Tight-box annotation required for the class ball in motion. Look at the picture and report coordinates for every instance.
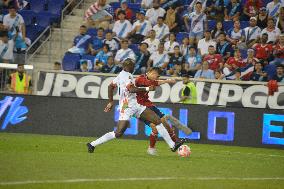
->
[177,145,191,157]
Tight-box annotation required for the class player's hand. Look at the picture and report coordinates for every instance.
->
[149,86,156,91]
[167,79,176,84]
[104,101,114,112]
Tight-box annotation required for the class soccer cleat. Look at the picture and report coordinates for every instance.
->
[147,147,157,156]
[86,143,95,153]
[171,138,186,152]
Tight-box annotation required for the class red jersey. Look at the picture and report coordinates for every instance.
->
[135,75,159,107]
[203,54,223,71]
[253,43,273,60]
[226,57,246,71]
[273,44,284,58]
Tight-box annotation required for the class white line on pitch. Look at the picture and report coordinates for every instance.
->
[1,177,284,185]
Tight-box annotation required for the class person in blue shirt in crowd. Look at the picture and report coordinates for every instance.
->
[68,25,92,55]
[184,46,202,77]
[250,61,268,81]
[194,60,215,79]
[101,56,122,74]
[91,27,105,55]
[224,0,242,21]
[94,44,113,67]
[133,42,150,75]
[272,64,284,82]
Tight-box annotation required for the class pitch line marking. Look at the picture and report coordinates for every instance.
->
[1,177,284,185]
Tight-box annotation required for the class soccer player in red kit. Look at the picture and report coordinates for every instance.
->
[135,67,178,155]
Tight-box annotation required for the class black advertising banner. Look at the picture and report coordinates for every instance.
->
[0,93,284,149]
[37,71,284,109]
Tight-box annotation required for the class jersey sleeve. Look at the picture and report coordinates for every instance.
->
[135,76,159,87]
[111,75,119,87]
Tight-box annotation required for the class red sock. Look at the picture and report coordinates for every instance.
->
[169,130,177,142]
[149,132,158,148]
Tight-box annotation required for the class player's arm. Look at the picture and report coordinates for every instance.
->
[104,83,117,112]
[157,79,176,85]
[127,83,155,93]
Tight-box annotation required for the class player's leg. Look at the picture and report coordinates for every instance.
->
[164,115,193,135]
[139,108,177,150]
[148,123,158,155]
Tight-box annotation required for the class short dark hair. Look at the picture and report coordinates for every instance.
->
[196,2,202,6]
[148,67,162,75]
[54,61,61,65]
[140,42,149,48]
[218,32,226,36]
[121,39,128,43]
[103,44,110,51]
[157,16,164,20]
[97,27,104,31]
[80,25,87,28]
[117,10,126,16]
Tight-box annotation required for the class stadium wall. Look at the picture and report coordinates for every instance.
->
[0,93,283,149]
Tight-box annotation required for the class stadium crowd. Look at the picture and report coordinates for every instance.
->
[67,0,284,82]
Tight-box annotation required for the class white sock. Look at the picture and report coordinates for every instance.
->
[156,124,175,149]
[90,131,116,147]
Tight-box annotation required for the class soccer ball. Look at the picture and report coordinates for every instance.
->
[177,145,191,157]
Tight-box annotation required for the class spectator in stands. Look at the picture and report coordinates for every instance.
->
[164,32,179,55]
[114,39,136,65]
[103,31,119,53]
[271,33,284,65]
[3,4,27,62]
[141,0,154,9]
[146,0,166,26]
[204,45,223,71]
[7,63,31,94]
[276,7,284,32]
[253,33,273,61]
[194,61,215,79]
[147,43,169,73]
[133,42,150,75]
[143,29,160,54]
[128,10,152,44]
[272,64,284,82]
[0,30,14,63]
[91,27,104,55]
[101,56,121,74]
[112,10,132,40]
[68,25,92,55]
[180,37,190,56]
[85,0,113,30]
[198,30,216,56]
[257,7,269,29]
[94,44,112,68]
[184,2,207,45]
[188,0,207,13]
[226,20,242,47]
[217,32,233,60]
[80,60,90,72]
[153,16,169,41]
[211,21,225,40]
[184,46,202,77]
[224,0,242,21]
[266,0,284,19]
[242,0,262,21]
[239,17,261,49]
[167,45,184,76]
[244,48,259,65]
[261,18,281,44]
[224,49,245,76]
[205,0,224,21]
[233,68,242,80]
[115,0,133,21]
[214,70,225,80]
[165,5,179,33]
[53,62,62,71]
[250,61,267,81]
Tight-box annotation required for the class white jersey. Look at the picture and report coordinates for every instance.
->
[115,48,136,63]
[150,51,169,67]
[185,11,206,33]
[3,13,24,33]
[112,20,132,38]
[112,70,146,120]
[143,38,160,54]
[0,39,14,60]
[145,7,166,26]
[132,20,152,36]
[261,27,281,43]
[266,1,284,17]
[153,23,169,40]
[164,41,179,53]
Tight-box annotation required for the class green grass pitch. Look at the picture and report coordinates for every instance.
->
[0,133,284,189]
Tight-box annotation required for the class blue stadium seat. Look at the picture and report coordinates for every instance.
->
[208,20,217,31]
[240,21,249,29]
[87,28,97,37]
[26,25,40,42]
[129,44,139,54]
[81,54,96,62]
[48,0,65,7]
[19,10,35,26]
[128,3,141,12]
[29,0,45,13]
[62,53,81,71]
[48,1,63,23]
[240,49,248,59]
[35,12,52,29]
[176,32,189,44]
[223,21,234,32]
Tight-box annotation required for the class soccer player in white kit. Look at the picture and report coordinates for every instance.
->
[87,59,185,153]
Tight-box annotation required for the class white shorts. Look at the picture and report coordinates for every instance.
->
[119,103,146,121]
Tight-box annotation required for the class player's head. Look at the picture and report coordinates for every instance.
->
[146,67,162,80]
[123,58,135,73]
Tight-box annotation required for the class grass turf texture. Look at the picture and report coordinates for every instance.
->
[0,133,284,189]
